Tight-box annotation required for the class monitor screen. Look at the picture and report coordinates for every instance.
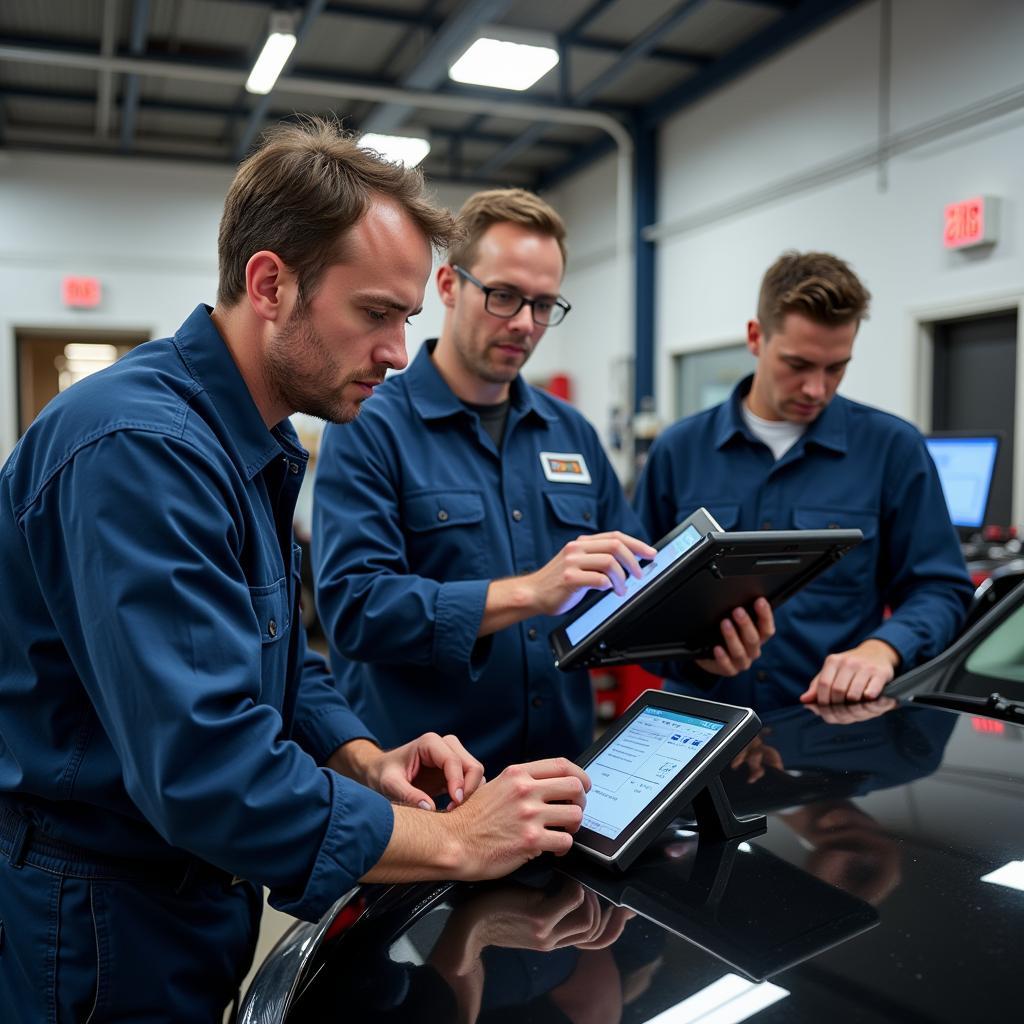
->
[581,707,725,840]
[564,525,703,646]
[925,435,999,529]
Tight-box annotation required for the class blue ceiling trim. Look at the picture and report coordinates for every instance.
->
[640,0,868,127]
[118,0,150,150]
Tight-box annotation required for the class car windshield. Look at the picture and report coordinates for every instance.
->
[964,601,1024,687]
[937,598,1024,704]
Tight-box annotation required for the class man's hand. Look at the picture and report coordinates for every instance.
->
[799,639,900,704]
[481,532,657,635]
[329,734,484,811]
[695,598,775,676]
[361,758,591,885]
[448,758,591,878]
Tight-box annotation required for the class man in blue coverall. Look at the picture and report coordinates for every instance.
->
[0,121,591,1023]
[313,189,772,774]
[635,251,972,709]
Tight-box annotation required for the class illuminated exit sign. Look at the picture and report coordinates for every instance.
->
[62,276,102,308]
[943,196,999,250]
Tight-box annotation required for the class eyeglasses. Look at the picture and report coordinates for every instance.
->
[452,265,571,327]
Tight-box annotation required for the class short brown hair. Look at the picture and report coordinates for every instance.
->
[448,188,567,270]
[757,251,871,337]
[217,115,457,307]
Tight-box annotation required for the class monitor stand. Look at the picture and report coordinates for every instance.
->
[691,776,767,844]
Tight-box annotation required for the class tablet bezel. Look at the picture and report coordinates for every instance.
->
[550,520,862,671]
[550,506,720,666]
[572,690,760,870]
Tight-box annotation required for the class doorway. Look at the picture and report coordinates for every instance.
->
[16,326,151,436]
[929,310,1017,526]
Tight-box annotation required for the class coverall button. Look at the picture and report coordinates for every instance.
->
[531,696,543,708]
[268,619,278,638]
[512,509,523,521]
[528,627,538,640]
[437,509,449,522]
[583,511,592,522]
[761,520,772,529]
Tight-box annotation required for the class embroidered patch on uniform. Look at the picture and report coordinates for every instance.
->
[539,451,592,484]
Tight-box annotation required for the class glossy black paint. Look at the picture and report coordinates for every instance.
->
[243,587,1024,1023]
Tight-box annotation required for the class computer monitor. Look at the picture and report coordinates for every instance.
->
[925,433,1000,531]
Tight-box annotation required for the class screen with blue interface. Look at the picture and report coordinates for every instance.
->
[582,708,725,840]
[925,436,999,529]
[564,525,703,646]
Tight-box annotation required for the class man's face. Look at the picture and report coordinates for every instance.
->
[746,312,857,423]
[265,198,432,423]
[442,221,564,386]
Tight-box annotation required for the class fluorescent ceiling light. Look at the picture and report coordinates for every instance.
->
[981,860,1024,893]
[358,133,431,168]
[646,973,789,1024]
[246,13,297,95]
[449,36,558,91]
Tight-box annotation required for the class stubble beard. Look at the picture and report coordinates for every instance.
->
[265,309,383,425]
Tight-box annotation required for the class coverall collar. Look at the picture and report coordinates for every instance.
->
[173,304,305,480]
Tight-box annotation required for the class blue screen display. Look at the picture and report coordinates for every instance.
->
[564,525,703,646]
[925,436,998,529]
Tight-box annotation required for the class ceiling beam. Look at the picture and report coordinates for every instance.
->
[96,0,119,138]
[475,0,711,177]
[120,0,151,149]
[233,0,329,160]
[572,35,713,67]
[640,0,867,127]
[359,0,514,136]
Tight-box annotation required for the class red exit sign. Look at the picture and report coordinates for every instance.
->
[62,276,102,308]
[944,196,999,250]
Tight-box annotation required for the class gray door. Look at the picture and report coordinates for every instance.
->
[931,311,1017,525]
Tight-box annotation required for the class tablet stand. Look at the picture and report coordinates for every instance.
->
[691,776,767,843]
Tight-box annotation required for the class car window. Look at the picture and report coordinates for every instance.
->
[962,602,1024,689]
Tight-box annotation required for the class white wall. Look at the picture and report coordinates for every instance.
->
[654,0,1024,425]
[542,0,1024,501]
[0,154,472,459]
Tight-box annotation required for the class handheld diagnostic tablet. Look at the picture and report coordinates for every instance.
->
[572,690,764,872]
[550,508,862,671]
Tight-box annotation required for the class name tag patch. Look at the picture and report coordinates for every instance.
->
[539,451,591,484]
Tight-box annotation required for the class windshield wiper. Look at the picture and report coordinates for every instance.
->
[912,691,1024,724]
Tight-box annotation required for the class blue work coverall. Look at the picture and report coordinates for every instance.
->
[312,340,643,774]
[0,305,393,1022]
[634,377,973,709]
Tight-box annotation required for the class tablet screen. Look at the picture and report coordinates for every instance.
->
[564,524,703,646]
[582,707,725,840]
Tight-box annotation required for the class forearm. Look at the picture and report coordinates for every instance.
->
[479,576,541,637]
[326,738,381,786]
[360,804,464,883]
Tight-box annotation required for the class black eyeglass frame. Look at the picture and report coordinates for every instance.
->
[451,264,571,327]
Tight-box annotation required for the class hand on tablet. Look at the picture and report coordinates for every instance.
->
[447,758,592,879]
[530,531,659,616]
[799,639,900,704]
[695,597,775,676]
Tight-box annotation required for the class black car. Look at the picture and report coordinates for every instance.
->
[240,583,1024,1023]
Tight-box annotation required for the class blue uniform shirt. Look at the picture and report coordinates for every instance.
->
[0,304,393,921]
[634,377,972,709]
[312,340,643,773]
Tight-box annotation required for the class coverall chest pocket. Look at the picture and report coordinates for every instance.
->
[793,507,879,593]
[403,489,487,579]
[249,577,290,699]
[544,491,599,553]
